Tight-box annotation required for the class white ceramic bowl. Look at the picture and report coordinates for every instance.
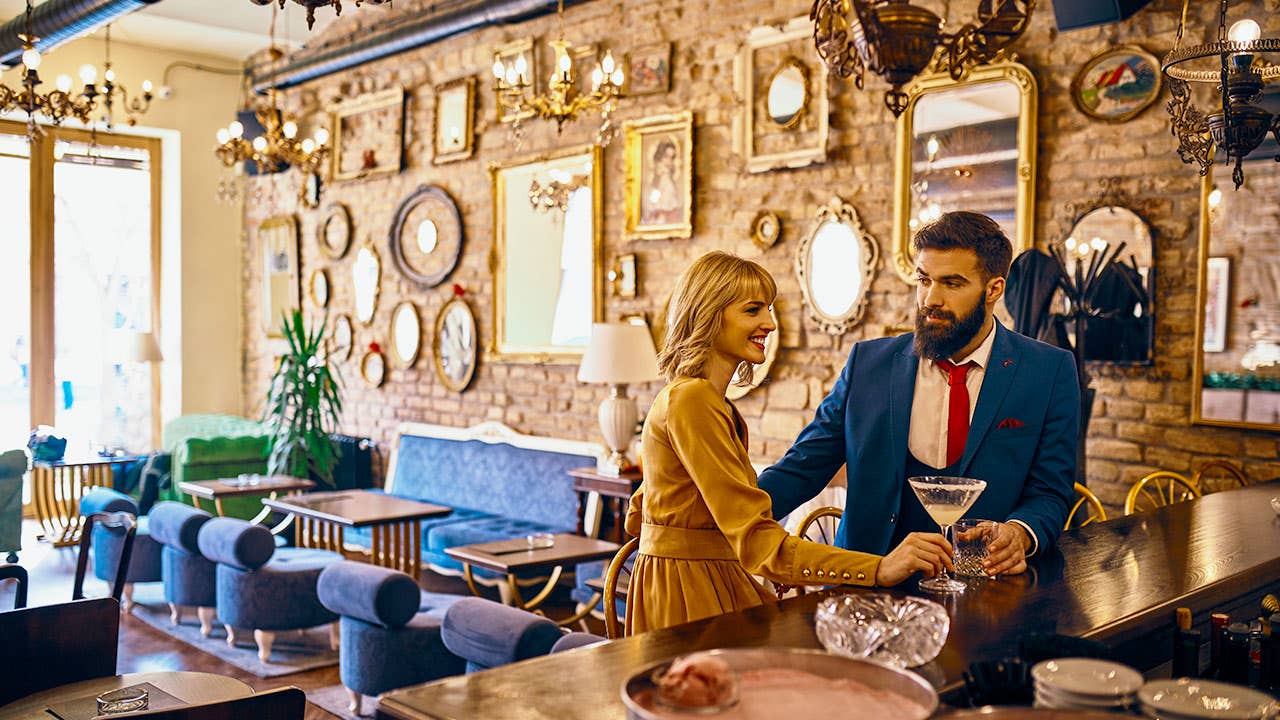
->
[1139,678,1280,720]
[1031,658,1144,698]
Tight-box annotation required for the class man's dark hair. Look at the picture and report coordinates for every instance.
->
[912,211,1013,280]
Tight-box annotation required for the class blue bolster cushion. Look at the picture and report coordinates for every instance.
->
[148,502,212,554]
[80,487,139,516]
[195,517,275,570]
[317,561,421,630]
[441,597,563,669]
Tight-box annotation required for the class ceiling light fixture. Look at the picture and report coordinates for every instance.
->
[0,0,99,138]
[810,0,1035,116]
[1162,0,1280,190]
[248,0,391,30]
[89,25,155,130]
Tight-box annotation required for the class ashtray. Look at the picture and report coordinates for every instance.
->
[815,593,950,668]
[1271,496,1280,516]
[526,532,555,549]
[97,687,149,714]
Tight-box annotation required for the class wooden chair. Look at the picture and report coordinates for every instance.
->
[1192,460,1249,494]
[791,507,843,597]
[0,596,120,706]
[602,537,639,640]
[1065,483,1107,529]
[1124,471,1201,516]
[0,562,28,609]
[113,686,305,719]
[73,511,137,603]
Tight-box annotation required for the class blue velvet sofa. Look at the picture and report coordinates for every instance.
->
[352,422,605,596]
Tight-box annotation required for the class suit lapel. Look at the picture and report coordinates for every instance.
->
[890,342,919,485]
[959,322,1021,474]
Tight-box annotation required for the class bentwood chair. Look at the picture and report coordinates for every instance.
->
[1191,460,1249,494]
[74,511,138,604]
[109,686,306,719]
[0,596,120,706]
[1065,484,1107,529]
[603,537,639,639]
[791,506,844,597]
[1124,471,1201,516]
[0,562,28,609]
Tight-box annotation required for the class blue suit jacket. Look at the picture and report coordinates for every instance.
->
[758,322,1079,556]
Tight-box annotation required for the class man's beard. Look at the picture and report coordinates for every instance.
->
[914,297,987,360]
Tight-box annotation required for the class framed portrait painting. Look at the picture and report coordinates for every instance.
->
[259,216,299,338]
[1204,256,1230,353]
[624,111,693,240]
[433,76,475,165]
[625,42,671,96]
[1071,45,1162,123]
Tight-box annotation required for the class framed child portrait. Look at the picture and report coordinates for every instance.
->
[433,76,476,165]
[623,111,693,240]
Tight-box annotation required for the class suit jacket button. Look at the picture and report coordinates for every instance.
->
[815,570,825,578]
[856,571,866,581]
[802,569,811,578]
[889,514,897,523]
[841,572,851,580]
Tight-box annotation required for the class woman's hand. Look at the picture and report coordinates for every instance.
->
[875,532,954,586]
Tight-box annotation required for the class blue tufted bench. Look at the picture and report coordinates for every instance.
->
[347,422,605,599]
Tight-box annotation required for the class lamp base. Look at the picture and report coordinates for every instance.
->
[596,384,638,478]
[597,450,633,478]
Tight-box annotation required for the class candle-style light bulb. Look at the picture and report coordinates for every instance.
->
[56,74,73,92]
[216,128,230,145]
[79,64,98,84]
[228,120,244,139]
[283,121,298,139]
[514,53,528,83]
[505,66,517,85]
[610,68,624,87]
[591,67,603,91]
[21,47,41,70]
[1229,18,1261,43]
[314,127,329,146]
[142,79,154,94]
[492,55,505,80]
[301,138,315,154]
[104,68,116,83]
[601,51,615,75]
[926,135,940,159]
[252,136,267,152]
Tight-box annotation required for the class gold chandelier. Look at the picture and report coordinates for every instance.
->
[248,0,390,30]
[0,0,99,137]
[93,26,155,130]
[214,89,329,175]
[810,0,1035,115]
[1162,0,1280,190]
[492,0,624,139]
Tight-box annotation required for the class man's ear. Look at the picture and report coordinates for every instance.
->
[986,276,1006,306]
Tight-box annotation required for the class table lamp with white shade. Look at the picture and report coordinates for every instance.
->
[577,323,660,477]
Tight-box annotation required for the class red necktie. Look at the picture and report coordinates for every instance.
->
[935,359,976,466]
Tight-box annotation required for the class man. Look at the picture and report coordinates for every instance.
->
[759,212,1078,576]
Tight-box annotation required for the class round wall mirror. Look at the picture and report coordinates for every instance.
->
[434,297,477,393]
[332,314,354,362]
[390,185,464,288]
[726,305,781,400]
[353,243,381,326]
[319,203,352,260]
[766,58,808,129]
[391,301,422,367]
[796,197,879,334]
[309,268,330,308]
[361,349,386,387]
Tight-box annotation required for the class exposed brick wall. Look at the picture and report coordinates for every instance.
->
[241,0,1280,515]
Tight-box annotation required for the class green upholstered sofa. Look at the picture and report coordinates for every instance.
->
[161,414,271,518]
[0,449,26,560]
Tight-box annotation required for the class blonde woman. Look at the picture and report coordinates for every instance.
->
[624,251,955,633]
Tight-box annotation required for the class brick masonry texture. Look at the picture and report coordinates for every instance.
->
[241,0,1280,516]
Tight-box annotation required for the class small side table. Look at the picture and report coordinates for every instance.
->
[178,475,315,533]
[31,455,142,547]
[569,467,642,542]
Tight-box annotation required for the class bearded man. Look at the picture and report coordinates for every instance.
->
[759,211,1079,577]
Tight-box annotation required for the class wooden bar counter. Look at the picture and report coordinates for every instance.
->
[378,483,1280,720]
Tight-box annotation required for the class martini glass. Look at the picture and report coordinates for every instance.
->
[907,475,987,594]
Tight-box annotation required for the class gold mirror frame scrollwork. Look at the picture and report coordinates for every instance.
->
[891,60,1038,283]
[795,197,880,335]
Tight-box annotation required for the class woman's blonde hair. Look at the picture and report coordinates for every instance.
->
[658,251,777,384]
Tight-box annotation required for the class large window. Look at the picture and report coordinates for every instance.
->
[2,121,161,458]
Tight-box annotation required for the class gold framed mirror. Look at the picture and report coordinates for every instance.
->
[331,314,354,362]
[891,60,1038,282]
[391,301,421,368]
[765,57,808,129]
[796,197,879,335]
[352,241,381,326]
[309,268,330,309]
[489,144,603,362]
[1193,144,1280,430]
[435,297,478,393]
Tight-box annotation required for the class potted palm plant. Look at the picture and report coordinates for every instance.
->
[263,310,343,489]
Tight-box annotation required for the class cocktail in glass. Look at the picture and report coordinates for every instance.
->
[907,475,987,593]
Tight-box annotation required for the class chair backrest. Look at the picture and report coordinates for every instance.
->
[603,536,639,640]
[0,597,120,706]
[74,511,137,601]
[1124,471,1201,516]
[114,686,305,719]
[1065,483,1107,529]
[1192,460,1249,494]
[0,562,27,609]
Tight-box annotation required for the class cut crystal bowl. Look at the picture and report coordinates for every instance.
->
[815,593,950,668]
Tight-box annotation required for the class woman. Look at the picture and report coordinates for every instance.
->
[624,251,953,634]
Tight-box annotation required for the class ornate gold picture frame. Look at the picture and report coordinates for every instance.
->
[623,111,693,241]
[330,88,405,182]
[734,16,828,173]
[433,76,476,165]
[259,215,300,338]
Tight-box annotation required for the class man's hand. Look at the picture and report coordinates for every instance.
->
[983,522,1031,576]
[876,532,954,586]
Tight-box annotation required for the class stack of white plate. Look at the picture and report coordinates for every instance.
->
[1030,658,1144,711]
[1138,678,1280,720]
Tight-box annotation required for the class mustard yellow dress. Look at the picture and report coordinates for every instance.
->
[624,377,882,634]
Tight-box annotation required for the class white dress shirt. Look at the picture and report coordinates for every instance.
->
[906,323,1039,555]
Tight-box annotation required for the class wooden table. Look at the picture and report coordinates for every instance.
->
[262,490,450,577]
[31,455,142,547]
[0,671,252,720]
[569,467,642,542]
[445,533,620,619]
[179,474,315,533]
[379,482,1280,720]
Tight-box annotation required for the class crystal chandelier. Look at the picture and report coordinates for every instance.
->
[0,0,99,137]
[491,0,624,140]
[528,172,587,213]
[248,0,390,30]
[214,88,330,175]
[810,0,1035,115]
[1162,0,1280,190]
[93,25,155,130]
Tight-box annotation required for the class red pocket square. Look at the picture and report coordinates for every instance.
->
[997,417,1026,429]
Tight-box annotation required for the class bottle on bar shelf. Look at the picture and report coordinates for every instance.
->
[1223,622,1252,685]
[1207,612,1230,679]
[1173,607,1200,678]
[1266,613,1279,690]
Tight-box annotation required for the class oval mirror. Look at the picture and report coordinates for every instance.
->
[309,269,330,308]
[766,59,808,129]
[726,304,781,400]
[391,301,421,367]
[796,197,879,335]
[332,314,354,362]
[353,243,381,326]
[434,297,477,393]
